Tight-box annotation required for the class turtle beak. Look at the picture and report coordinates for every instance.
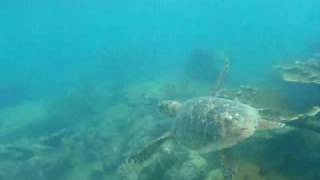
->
[158,100,174,116]
[158,100,180,118]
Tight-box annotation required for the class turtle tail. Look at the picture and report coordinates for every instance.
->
[128,132,173,164]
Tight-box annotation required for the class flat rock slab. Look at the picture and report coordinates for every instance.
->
[276,58,320,85]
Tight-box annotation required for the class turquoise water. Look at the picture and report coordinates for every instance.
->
[1,1,320,179]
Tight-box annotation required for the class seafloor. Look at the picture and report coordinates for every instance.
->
[0,59,320,180]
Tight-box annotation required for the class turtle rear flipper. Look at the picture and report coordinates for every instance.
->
[257,106,320,132]
[283,106,320,133]
[129,132,173,163]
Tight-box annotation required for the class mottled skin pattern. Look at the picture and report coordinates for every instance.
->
[173,96,260,153]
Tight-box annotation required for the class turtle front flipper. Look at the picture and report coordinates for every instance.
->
[128,132,173,163]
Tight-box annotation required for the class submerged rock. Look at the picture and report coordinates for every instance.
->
[39,128,68,148]
[205,169,224,180]
[275,58,320,85]
[165,153,208,180]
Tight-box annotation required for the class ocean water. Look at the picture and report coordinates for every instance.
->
[1,0,320,180]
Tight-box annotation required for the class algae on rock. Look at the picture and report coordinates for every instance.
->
[276,58,320,85]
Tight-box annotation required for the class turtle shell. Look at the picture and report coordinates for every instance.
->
[173,96,260,153]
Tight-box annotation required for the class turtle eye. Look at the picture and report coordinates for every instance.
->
[158,101,170,113]
[158,101,166,108]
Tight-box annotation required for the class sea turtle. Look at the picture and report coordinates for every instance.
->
[127,58,320,179]
[128,96,289,180]
[129,96,286,162]
[158,97,285,154]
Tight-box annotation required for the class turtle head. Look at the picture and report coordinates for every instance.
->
[158,100,182,118]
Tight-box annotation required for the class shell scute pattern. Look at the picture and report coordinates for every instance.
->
[173,97,259,153]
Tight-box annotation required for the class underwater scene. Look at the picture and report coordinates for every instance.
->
[1,0,320,180]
